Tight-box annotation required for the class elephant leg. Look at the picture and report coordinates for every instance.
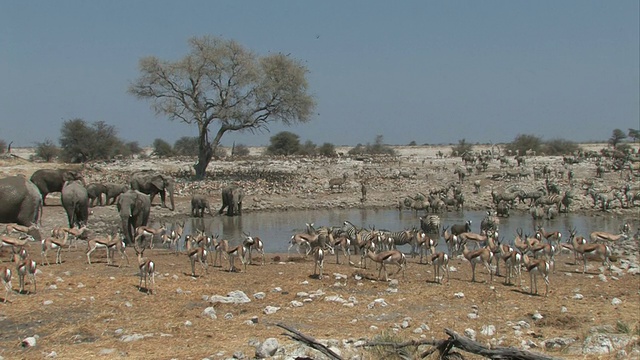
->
[159,191,166,208]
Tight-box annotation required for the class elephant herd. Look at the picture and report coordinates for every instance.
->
[0,168,244,245]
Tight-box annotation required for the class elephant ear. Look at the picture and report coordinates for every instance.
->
[151,176,164,190]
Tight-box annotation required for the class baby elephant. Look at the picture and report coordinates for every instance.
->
[191,195,213,217]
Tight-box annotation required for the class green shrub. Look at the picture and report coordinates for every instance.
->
[266,131,300,155]
[348,135,396,156]
[59,119,125,163]
[173,136,199,156]
[317,142,337,157]
[451,138,473,156]
[505,134,543,156]
[544,138,581,155]
[152,138,174,158]
[35,139,59,162]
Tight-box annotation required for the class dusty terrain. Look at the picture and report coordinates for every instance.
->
[0,144,638,360]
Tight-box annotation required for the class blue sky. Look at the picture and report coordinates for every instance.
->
[1,1,638,147]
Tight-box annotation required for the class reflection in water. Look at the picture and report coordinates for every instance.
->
[168,209,634,254]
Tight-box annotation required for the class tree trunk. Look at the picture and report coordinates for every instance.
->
[194,147,212,180]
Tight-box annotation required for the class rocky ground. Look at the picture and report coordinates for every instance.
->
[0,144,638,359]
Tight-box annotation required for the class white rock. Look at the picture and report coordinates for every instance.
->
[203,307,217,319]
[253,292,266,300]
[449,266,457,272]
[48,284,57,290]
[561,306,568,313]
[124,301,132,308]
[481,325,496,336]
[263,306,280,315]
[271,287,282,292]
[43,300,53,305]
[255,338,279,359]
[325,295,346,303]
[296,292,309,298]
[611,298,622,306]
[468,313,479,320]
[573,293,584,300]
[77,282,85,288]
[598,274,607,282]
[120,334,144,342]
[184,320,192,326]
[532,311,543,321]
[290,300,304,307]
[21,336,37,348]
[464,328,476,341]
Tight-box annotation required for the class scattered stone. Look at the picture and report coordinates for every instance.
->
[124,301,132,308]
[464,329,476,341]
[367,298,388,309]
[481,325,496,336]
[573,293,584,300]
[255,338,279,358]
[263,306,280,315]
[401,320,410,329]
[598,274,607,282]
[48,284,57,290]
[271,287,282,293]
[290,300,304,307]
[43,300,53,305]
[454,292,464,298]
[120,334,144,342]
[449,266,457,272]
[467,313,478,320]
[203,307,217,319]
[532,311,543,321]
[209,290,251,304]
[77,282,84,288]
[325,295,347,303]
[21,336,37,348]
[253,292,266,300]
[176,288,183,294]
[224,313,233,320]
[611,298,622,306]
[184,320,192,326]
[544,337,576,350]
[45,351,57,358]
[561,306,568,313]
[296,292,309,298]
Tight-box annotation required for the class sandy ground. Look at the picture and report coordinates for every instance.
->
[0,144,638,359]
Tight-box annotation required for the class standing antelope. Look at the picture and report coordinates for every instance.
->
[565,227,587,265]
[535,226,562,245]
[529,242,557,273]
[41,232,71,265]
[430,252,449,284]
[1,266,12,302]
[186,237,208,277]
[462,242,493,283]
[458,230,493,250]
[523,255,550,297]
[332,234,351,265]
[243,235,265,265]
[501,249,523,287]
[13,248,37,294]
[365,249,406,282]
[217,240,247,272]
[86,235,114,265]
[134,245,155,294]
[572,231,612,274]
[133,224,166,249]
[106,234,129,267]
[61,226,89,250]
[213,239,228,267]
[313,246,326,279]
[288,233,314,259]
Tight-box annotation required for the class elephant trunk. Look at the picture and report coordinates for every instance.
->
[121,217,133,245]
[168,184,175,211]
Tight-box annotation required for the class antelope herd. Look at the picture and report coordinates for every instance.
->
[0,211,632,301]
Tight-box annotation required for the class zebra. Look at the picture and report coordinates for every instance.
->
[420,215,441,236]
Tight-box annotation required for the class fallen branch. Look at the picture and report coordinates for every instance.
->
[441,328,560,360]
[275,322,343,360]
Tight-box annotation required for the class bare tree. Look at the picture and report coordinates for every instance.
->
[129,36,316,178]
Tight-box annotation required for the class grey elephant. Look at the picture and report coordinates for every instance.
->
[130,172,175,211]
[86,183,107,207]
[191,194,212,217]
[61,180,90,228]
[0,175,43,227]
[117,190,151,245]
[218,186,244,216]
[104,183,128,205]
[30,168,84,205]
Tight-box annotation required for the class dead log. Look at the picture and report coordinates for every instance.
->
[275,322,343,360]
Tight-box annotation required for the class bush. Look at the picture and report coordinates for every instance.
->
[408,140,417,146]
[266,131,300,155]
[348,135,396,156]
[152,138,174,158]
[451,138,473,156]
[232,143,250,157]
[544,138,581,156]
[59,119,125,163]
[297,140,317,156]
[125,141,143,156]
[505,134,543,156]
[173,136,199,156]
[35,139,59,162]
[317,142,337,157]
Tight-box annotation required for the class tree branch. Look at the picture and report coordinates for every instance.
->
[275,323,343,360]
